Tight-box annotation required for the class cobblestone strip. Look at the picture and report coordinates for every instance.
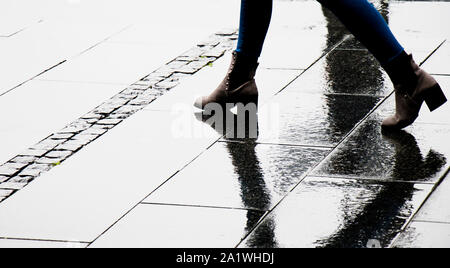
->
[0,29,238,203]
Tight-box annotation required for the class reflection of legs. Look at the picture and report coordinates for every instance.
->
[318,0,446,130]
[318,0,403,65]
[194,0,272,109]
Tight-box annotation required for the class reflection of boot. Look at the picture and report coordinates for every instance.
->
[382,54,447,131]
[194,51,259,109]
[382,129,446,182]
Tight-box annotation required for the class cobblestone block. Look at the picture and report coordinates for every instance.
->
[8,176,34,184]
[55,143,83,152]
[0,182,27,190]
[49,133,75,140]
[36,157,66,165]
[0,165,19,176]
[21,149,49,157]
[0,176,8,183]
[0,189,14,202]
[18,164,52,177]
[45,150,73,159]
[60,120,92,133]
[96,118,122,126]
[154,80,179,90]
[10,156,38,164]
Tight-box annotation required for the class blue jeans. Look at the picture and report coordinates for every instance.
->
[235,0,404,66]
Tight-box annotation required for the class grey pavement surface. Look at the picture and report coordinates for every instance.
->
[0,0,449,248]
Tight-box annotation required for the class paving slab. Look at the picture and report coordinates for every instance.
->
[414,174,450,224]
[90,204,264,248]
[391,221,450,248]
[255,92,381,147]
[145,142,329,210]
[313,95,450,183]
[241,176,432,248]
[0,80,125,165]
[0,109,221,242]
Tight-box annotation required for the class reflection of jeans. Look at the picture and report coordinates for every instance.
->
[236,0,404,66]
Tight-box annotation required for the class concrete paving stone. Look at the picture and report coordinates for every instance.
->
[20,149,48,158]
[0,109,222,242]
[313,95,450,183]
[0,176,8,184]
[285,49,393,96]
[8,176,34,185]
[1,162,28,171]
[0,166,19,177]
[79,127,108,136]
[37,42,177,86]
[0,182,27,191]
[44,150,73,159]
[391,221,450,248]
[36,157,66,165]
[389,2,450,41]
[146,142,329,210]
[10,156,38,165]
[240,176,432,248]
[96,119,122,126]
[422,41,450,75]
[414,174,450,224]
[60,121,92,134]
[32,139,63,151]
[90,204,264,248]
[0,239,88,249]
[0,189,14,202]
[54,143,82,152]
[48,133,75,141]
[18,164,51,177]
[256,92,381,147]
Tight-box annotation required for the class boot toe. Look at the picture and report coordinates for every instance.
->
[194,96,205,109]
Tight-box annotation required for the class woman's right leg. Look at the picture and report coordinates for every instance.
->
[195,0,273,109]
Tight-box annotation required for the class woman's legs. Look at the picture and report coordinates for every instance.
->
[236,0,273,62]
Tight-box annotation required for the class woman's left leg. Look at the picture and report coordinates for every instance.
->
[195,0,272,109]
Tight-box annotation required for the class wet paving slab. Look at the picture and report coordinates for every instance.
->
[284,49,393,96]
[313,120,450,183]
[391,221,450,248]
[240,176,432,248]
[254,92,381,147]
[145,142,329,211]
[312,94,450,183]
[90,204,265,248]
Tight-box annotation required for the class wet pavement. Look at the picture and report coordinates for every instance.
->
[0,0,449,248]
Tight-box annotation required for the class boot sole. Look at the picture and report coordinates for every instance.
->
[424,84,447,112]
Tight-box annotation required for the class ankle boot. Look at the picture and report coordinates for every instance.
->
[194,51,259,109]
[382,53,447,131]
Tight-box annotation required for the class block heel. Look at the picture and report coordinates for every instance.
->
[424,84,447,112]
